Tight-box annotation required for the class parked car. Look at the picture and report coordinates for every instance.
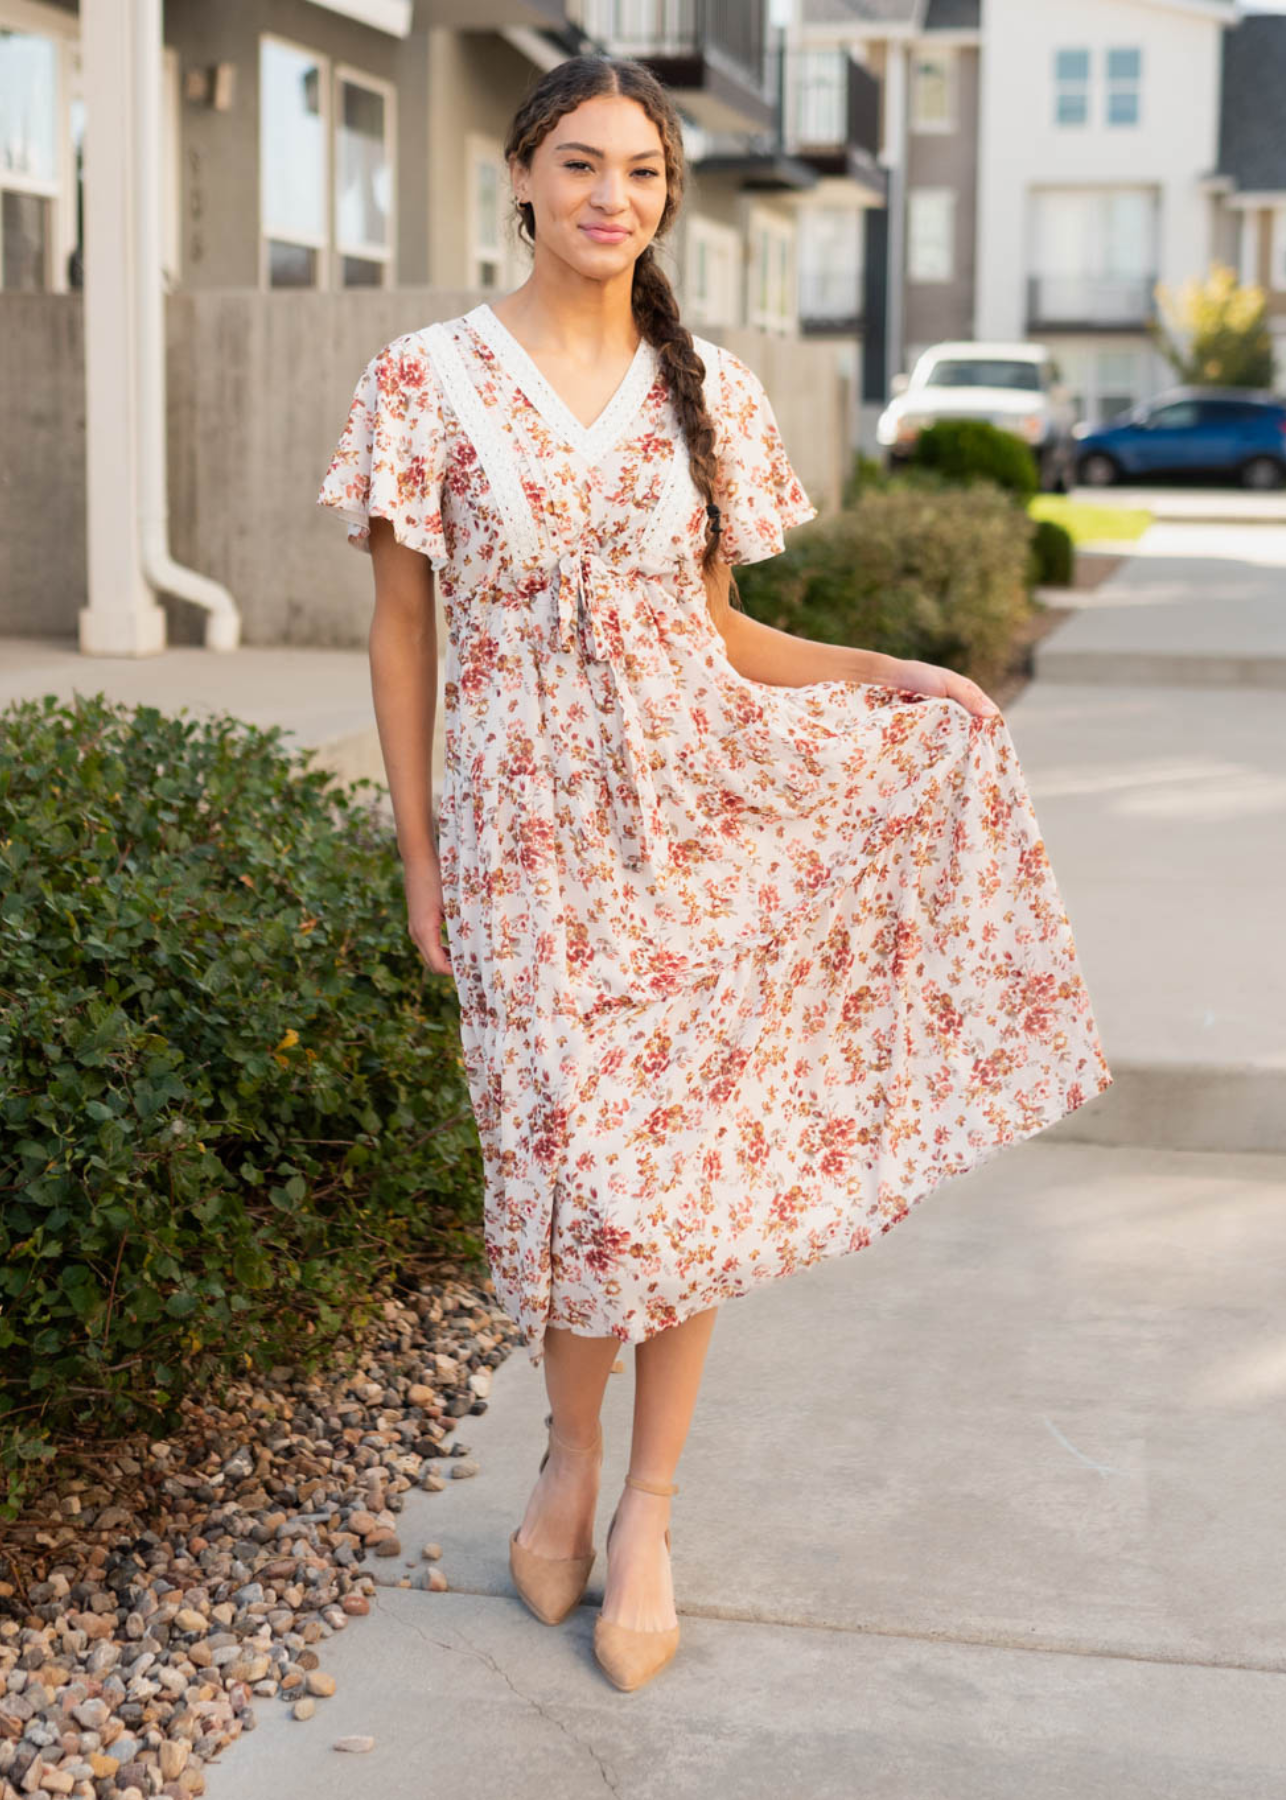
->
[876,341,1077,491]
[1072,387,1286,489]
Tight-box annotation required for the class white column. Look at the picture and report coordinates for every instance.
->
[79,0,165,656]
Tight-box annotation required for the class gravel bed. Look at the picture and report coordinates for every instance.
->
[0,1264,520,1798]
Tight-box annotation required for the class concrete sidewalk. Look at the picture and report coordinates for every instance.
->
[1006,517,1286,1155]
[216,1140,1286,1800]
[1033,523,1286,688]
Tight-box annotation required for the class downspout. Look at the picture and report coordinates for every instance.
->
[135,0,240,650]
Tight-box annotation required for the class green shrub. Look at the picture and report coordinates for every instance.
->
[1029,515,1076,587]
[738,481,1035,691]
[908,418,1040,498]
[842,449,890,508]
[0,694,482,1517]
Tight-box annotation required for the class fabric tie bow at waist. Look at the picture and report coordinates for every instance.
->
[548,544,671,875]
[553,546,621,662]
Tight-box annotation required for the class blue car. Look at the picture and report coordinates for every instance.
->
[1073,387,1286,490]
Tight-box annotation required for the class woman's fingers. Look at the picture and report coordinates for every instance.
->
[946,671,1000,718]
[410,907,453,976]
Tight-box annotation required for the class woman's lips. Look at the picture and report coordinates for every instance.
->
[581,225,630,242]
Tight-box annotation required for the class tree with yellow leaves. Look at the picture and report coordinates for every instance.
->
[1149,262,1276,389]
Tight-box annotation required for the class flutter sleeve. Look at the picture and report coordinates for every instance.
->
[316,333,449,568]
[709,345,817,566]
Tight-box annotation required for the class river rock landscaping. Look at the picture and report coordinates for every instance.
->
[0,1263,520,1799]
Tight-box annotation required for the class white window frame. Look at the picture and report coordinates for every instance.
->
[1053,47,1090,128]
[332,61,395,287]
[258,33,398,291]
[259,32,331,290]
[907,186,954,284]
[909,46,955,134]
[747,207,794,335]
[797,202,864,322]
[685,212,739,328]
[1272,205,1286,294]
[466,131,521,293]
[0,0,79,293]
[1105,46,1141,128]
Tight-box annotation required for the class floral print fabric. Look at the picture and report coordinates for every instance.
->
[318,303,1113,1369]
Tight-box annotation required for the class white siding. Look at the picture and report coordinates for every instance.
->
[976,0,1223,341]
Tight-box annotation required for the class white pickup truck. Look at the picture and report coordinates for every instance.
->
[876,340,1078,491]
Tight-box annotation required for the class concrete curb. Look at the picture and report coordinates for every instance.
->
[1033,647,1286,688]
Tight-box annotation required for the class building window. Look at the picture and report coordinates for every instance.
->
[910,47,954,132]
[748,209,794,334]
[1053,48,1090,126]
[907,188,954,283]
[0,17,76,291]
[334,67,394,286]
[261,37,328,287]
[1055,346,1147,427]
[1105,47,1141,126]
[467,134,522,292]
[1029,187,1157,325]
[686,214,739,327]
[1094,349,1143,423]
[259,34,395,290]
[798,205,863,322]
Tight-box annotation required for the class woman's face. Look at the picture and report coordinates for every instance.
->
[512,95,668,278]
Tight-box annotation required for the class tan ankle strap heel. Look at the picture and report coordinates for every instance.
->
[595,1472,683,1691]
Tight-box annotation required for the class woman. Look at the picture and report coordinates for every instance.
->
[317,55,1112,1693]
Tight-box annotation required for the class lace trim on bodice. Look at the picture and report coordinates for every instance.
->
[420,317,725,573]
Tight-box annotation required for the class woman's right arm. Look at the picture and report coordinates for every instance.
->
[367,517,452,978]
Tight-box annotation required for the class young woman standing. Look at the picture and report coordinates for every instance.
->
[318,54,1112,1693]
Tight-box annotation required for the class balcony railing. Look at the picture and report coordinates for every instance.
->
[781,47,880,163]
[580,0,765,85]
[1026,274,1157,330]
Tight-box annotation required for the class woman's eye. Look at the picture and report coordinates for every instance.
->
[563,161,659,177]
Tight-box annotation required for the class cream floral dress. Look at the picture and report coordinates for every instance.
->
[318,301,1113,1368]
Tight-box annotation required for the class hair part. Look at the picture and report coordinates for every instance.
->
[503,54,741,608]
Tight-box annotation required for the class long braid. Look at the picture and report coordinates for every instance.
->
[503,54,741,606]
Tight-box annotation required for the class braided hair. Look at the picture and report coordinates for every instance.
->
[503,53,741,609]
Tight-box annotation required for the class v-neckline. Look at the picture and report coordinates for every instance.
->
[465,301,657,463]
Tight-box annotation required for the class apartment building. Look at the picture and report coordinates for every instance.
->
[803,0,1284,442]
[0,0,885,648]
[977,0,1232,428]
[799,0,982,440]
[1213,9,1286,379]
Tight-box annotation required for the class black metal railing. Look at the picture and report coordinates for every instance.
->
[777,47,880,159]
[581,0,766,86]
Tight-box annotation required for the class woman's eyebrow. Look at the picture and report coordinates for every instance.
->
[553,141,664,160]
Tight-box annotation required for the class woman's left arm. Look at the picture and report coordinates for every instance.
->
[708,575,1001,719]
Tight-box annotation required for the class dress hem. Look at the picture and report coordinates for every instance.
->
[513,1059,1114,1369]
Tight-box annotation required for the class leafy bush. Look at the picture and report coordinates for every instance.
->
[738,481,1036,691]
[1029,515,1075,587]
[0,694,482,1517]
[842,449,890,508]
[907,418,1040,498]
